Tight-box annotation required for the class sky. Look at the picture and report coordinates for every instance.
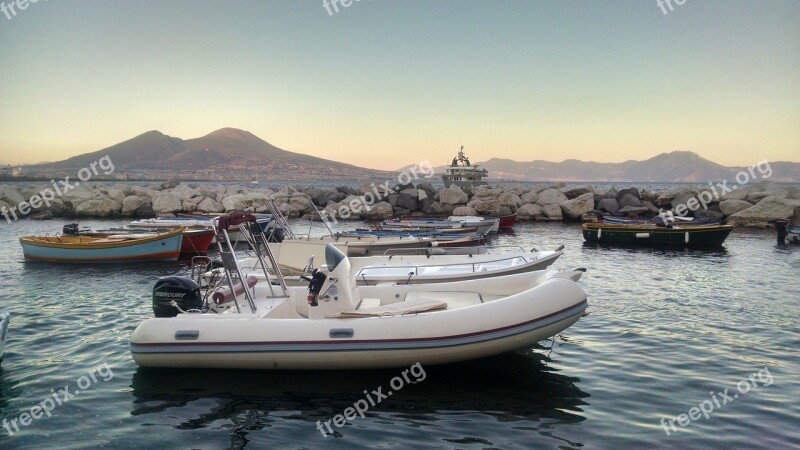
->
[0,0,798,170]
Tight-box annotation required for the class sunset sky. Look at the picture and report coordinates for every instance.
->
[0,0,798,170]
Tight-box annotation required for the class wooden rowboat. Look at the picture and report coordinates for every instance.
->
[582,222,733,247]
[20,228,183,263]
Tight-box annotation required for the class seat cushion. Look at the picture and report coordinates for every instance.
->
[404,291,483,310]
[328,297,446,318]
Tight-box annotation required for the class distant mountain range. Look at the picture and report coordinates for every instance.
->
[434,151,800,183]
[35,128,394,181]
[31,129,800,183]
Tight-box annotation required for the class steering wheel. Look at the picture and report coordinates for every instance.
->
[301,268,323,285]
[300,266,317,283]
[299,256,314,279]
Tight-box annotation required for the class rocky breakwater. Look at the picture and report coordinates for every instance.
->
[0,181,426,222]
[647,181,800,227]
[0,180,798,226]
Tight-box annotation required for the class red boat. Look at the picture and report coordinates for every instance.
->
[178,229,216,255]
[493,213,517,230]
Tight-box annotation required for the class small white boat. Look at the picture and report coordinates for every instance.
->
[352,250,561,285]
[130,217,214,228]
[0,312,9,361]
[266,235,461,272]
[788,225,800,245]
[226,248,564,286]
[130,213,588,370]
[448,215,501,234]
[381,217,498,235]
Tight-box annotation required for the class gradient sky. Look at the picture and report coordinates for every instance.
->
[0,0,798,170]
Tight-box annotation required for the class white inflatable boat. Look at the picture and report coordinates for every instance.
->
[131,243,587,370]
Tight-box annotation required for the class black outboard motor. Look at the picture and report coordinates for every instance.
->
[63,223,80,236]
[250,219,285,243]
[208,259,224,270]
[152,276,202,318]
[270,227,285,243]
[302,269,327,307]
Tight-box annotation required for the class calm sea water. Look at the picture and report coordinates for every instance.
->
[0,218,798,449]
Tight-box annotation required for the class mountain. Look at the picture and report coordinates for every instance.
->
[34,133,800,183]
[37,128,393,180]
[434,151,800,183]
[45,130,186,170]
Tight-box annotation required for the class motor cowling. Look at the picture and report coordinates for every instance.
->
[270,227,285,243]
[207,259,224,270]
[153,276,202,318]
[251,219,284,243]
[63,223,80,236]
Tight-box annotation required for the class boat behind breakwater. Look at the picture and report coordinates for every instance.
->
[442,146,489,189]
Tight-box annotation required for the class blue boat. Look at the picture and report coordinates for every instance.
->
[20,229,183,263]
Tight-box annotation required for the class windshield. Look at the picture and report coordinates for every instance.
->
[325,243,347,270]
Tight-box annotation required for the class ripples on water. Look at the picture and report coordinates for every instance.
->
[0,219,798,449]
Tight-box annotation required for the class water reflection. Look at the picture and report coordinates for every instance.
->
[130,350,590,445]
[581,241,730,258]
[0,367,19,411]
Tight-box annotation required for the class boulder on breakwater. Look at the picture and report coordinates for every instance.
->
[1,180,798,227]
